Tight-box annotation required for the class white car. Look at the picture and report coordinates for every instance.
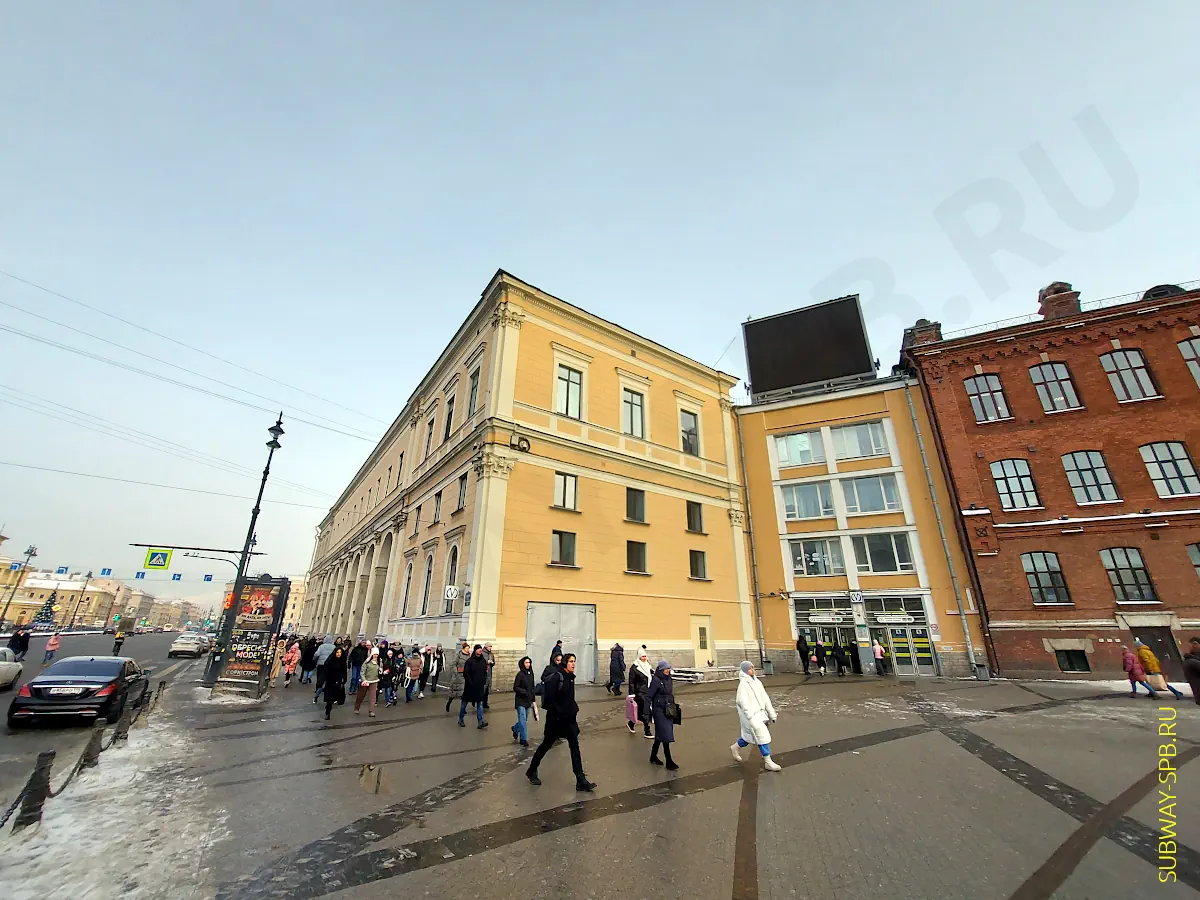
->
[0,647,22,690]
[168,634,208,658]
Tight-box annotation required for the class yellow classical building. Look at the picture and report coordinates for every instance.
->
[737,374,985,676]
[308,271,756,682]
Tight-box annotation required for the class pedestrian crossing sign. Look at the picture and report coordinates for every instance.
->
[145,548,172,569]
[172,573,182,581]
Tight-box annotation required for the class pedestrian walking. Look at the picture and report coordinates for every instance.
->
[482,642,496,709]
[43,632,61,665]
[354,647,382,716]
[112,629,126,656]
[512,655,535,746]
[627,649,653,737]
[379,647,399,706]
[445,641,471,713]
[282,641,301,687]
[323,646,348,720]
[300,637,318,684]
[813,640,827,676]
[459,644,490,728]
[526,653,595,791]
[1136,639,1184,699]
[1183,637,1200,706]
[647,661,679,770]
[1121,644,1157,698]
[831,642,847,677]
[796,634,810,675]
[844,640,861,674]
[313,636,335,703]
[605,643,625,695]
[269,637,286,684]
[7,628,30,662]
[731,660,782,771]
[421,644,444,698]
[405,649,423,702]
[872,639,886,675]
[349,641,368,694]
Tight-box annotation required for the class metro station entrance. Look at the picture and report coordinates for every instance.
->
[879,626,936,676]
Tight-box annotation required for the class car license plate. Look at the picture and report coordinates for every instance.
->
[49,687,83,696]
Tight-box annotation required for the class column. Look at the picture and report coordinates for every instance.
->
[466,450,514,643]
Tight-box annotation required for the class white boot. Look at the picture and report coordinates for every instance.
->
[763,755,782,772]
[730,742,744,762]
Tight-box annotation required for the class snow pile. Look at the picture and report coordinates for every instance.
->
[0,718,227,900]
[192,685,267,705]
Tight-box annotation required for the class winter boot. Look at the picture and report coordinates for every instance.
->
[731,742,744,762]
[763,755,782,772]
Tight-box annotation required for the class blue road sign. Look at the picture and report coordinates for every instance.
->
[101,568,112,576]
[135,571,146,580]
[56,566,68,574]
[172,573,182,581]
[203,574,213,582]
[8,562,20,571]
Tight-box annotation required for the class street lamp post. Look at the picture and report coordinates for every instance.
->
[203,415,284,686]
[66,570,93,631]
[0,545,38,632]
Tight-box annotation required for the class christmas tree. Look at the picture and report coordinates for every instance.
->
[32,591,59,629]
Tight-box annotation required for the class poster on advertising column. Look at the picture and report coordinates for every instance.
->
[216,576,289,695]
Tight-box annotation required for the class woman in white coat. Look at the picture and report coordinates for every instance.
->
[731,660,782,771]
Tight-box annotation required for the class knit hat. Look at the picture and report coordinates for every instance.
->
[656,660,670,673]
[739,660,754,674]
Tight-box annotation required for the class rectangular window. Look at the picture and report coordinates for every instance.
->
[551,531,576,566]
[386,466,393,493]
[626,487,646,523]
[412,504,421,537]
[680,410,700,456]
[1021,551,1071,604]
[556,365,583,419]
[851,533,914,573]
[1061,451,1120,503]
[424,418,436,458]
[841,474,900,514]
[622,389,645,438]
[790,539,845,576]
[397,453,404,485]
[689,549,707,579]
[467,368,481,416]
[1180,338,1200,390]
[456,473,469,511]
[1100,547,1157,602]
[781,482,834,519]
[774,430,825,466]
[442,396,455,442]
[686,500,704,533]
[626,541,648,573]
[964,374,1011,423]
[990,459,1041,510]
[1100,349,1159,401]
[1139,442,1200,497]
[1189,543,1200,579]
[831,422,888,459]
[553,472,578,510]
[1029,362,1082,413]
[1055,649,1090,673]
[432,491,442,523]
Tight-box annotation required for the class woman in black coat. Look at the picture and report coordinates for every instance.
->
[459,644,490,729]
[831,643,847,677]
[646,661,678,770]
[627,651,652,737]
[512,656,535,746]
[322,646,348,720]
[814,640,828,676]
[606,644,625,695]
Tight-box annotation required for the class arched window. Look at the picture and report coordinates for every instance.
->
[401,563,413,617]
[1029,362,1082,413]
[1020,552,1070,604]
[989,458,1040,510]
[964,374,1010,423]
[1099,349,1159,402]
[1100,548,1157,603]
[444,546,459,615]
[420,555,434,616]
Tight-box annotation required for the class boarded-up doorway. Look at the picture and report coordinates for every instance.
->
[526,602,597,683]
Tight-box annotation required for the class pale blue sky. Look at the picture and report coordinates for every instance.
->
[1,2,1197,605]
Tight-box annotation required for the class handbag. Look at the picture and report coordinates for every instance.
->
[625,694,638,724]
[664,699,682,725]
[1148,673,1168,691]
[810,654,818,665]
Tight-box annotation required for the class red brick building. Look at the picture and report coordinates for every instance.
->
[903,281,1200,680]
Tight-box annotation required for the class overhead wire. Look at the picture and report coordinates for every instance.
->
[0,268,388,425]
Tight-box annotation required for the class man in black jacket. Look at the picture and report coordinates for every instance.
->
[348,641,368,694]
[796,634,810,676]
[458,644,490,728]
[527,653,595,792]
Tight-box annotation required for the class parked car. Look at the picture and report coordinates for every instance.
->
[168,634,208,658]
[103,626,116,635]
[0,648,22,691]
[8,656,152,728]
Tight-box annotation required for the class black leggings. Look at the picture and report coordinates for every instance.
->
[650,740,674,764]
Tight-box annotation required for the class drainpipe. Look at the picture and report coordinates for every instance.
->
[903,381,980,678]
[733,408,768,666]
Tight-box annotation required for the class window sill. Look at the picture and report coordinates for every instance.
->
[452,507,465,516]
[547,563,581,570]
[1118,395,1165,405]
[784,516,836,523]
[688,576,712,582]
[834,452,891,462]
[1033,602,1075,607]
[624,518,650,526]
[1115,600,1162,605]
[686,529,708,536]
[1156,492,1200,500]
[550,505,582,514]
[974,417,1016,425]
[624,570,652,577]
[1043,406,1086,415]
[845,508,902,517]
[1076,499,1123,507]
[998,506,1046,513]
[854,569,917,576]
[793,572,847,578]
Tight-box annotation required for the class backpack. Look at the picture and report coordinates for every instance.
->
[539,670,561,710]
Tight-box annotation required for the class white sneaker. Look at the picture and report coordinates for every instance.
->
[763,756,782,772]
[730,743,744,762]
[418,692,424,699]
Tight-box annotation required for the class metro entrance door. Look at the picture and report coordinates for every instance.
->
[886,627,937,676]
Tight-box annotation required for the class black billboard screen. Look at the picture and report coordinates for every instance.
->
[742,295,874,396]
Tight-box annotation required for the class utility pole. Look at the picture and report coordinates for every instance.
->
[203,415,284,686]
[0,545,38,632]
[66,570,93,631]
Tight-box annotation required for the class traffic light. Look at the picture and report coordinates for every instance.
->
[113,614,121,622]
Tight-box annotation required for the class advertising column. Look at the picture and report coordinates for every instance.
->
[215,576,290,696]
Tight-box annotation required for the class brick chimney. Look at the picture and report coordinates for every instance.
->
[904,318,943,347]
[1038,281,1081,320]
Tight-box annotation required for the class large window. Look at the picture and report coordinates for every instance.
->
[1029,362,1082,413]
[626,487,646,523]
[1021,552,1070,604]
[1139,442,1200,497]
[775,430,825,466]
[1062,451,1120,504]
[444,547,459,614]
[689,550,707,579]
[990,459,1041,510]
[424,417,436,458]
[626,541,648,573]
[1189,544,1200,580]
[432,490,443,523]
[467,368,481,417]
[1180,338,1200,390]
[442,396,455,442]
[964,374,1011,423]
[680,410,700,456]
[1099,349,1159,402]
[782,482,834,520]
[456,472,469,511]
[686,500,704,533]
[420,555,434,616]
[790,539,845,576]
[556,365,583,419]
[842,474,900,514]
[851,533,914,573]
[551,531,576,566]
[411,503,421,536]
[831,422,888,459]
[553,472,578,510]
[1100,547,1157,603]
[622,389,645,438]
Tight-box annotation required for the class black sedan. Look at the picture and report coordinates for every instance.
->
[7,656,153,728]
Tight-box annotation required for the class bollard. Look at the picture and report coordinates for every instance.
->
[80,718,107,769]
[12,751,55,831]
[113,701,134,742]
